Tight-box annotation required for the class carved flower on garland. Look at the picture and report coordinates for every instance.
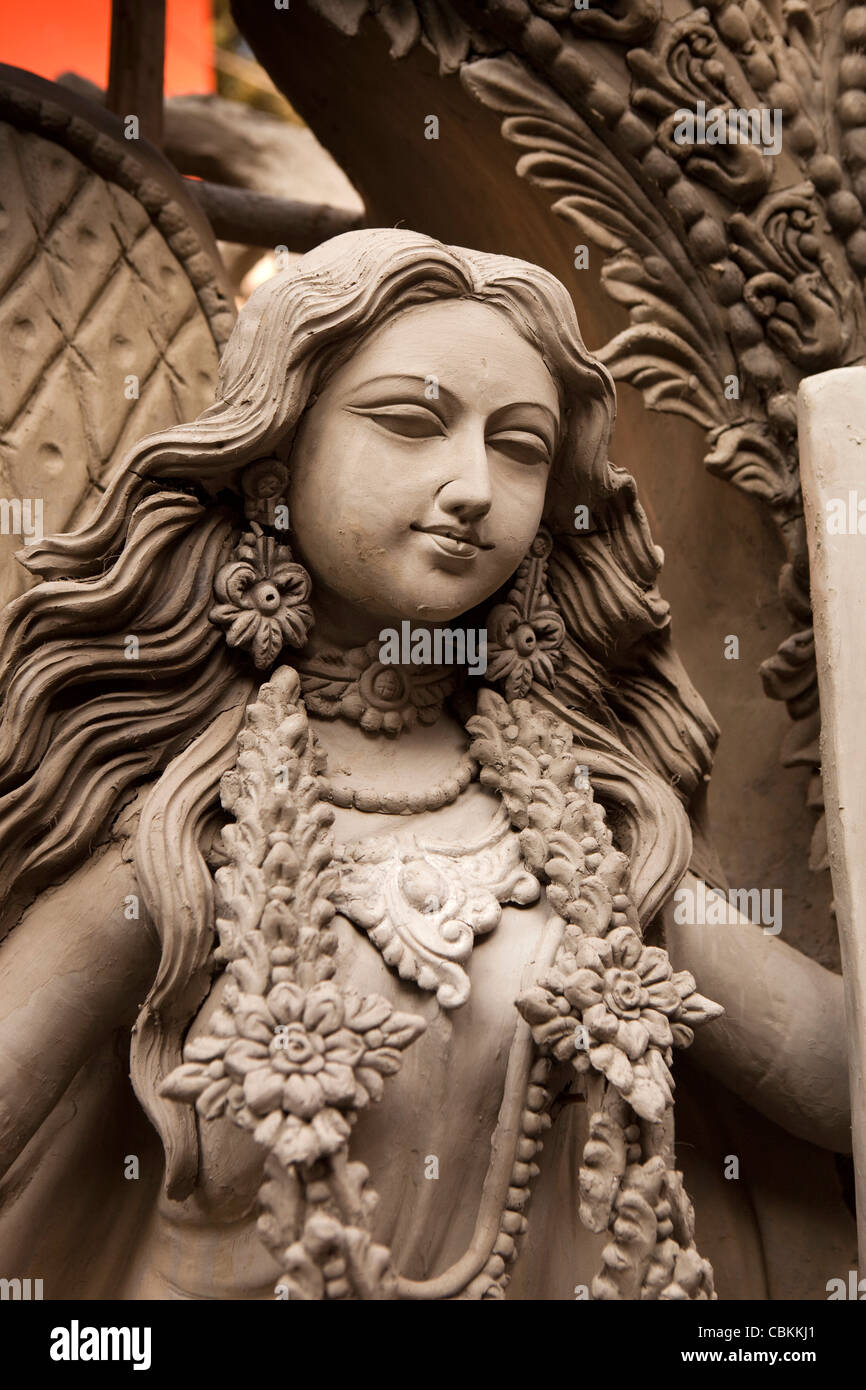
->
[516,926,723,1122]
[163,980,426,1167]
[210,522,313,669]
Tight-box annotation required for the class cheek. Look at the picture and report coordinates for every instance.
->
[482,537,536,602]
[287,428,408,601]
[289,419,405,531]
[288,420,363,555]
[489,470,548,554]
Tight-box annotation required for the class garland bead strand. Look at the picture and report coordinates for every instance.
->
[320,752,478,814]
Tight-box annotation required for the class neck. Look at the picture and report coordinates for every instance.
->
[309,705,469,776]
[300,569,477,656]
[303,600,380,653]
[301,580,432,653]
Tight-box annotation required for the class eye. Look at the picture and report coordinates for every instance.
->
[347,404,445,439]
[487,430,552,468]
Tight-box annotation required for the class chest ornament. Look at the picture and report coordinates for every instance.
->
[330,801,541,1008]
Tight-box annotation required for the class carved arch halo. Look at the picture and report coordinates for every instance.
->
[231,0,856,961]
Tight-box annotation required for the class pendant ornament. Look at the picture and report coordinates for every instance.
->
[486,528,565,699]
[331,801,541,1008]
[241,457,291,530]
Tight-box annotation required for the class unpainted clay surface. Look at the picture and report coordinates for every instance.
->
[0,220,854,1299]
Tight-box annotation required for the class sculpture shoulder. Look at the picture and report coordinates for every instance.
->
[0,787,145,953]
[2,778,161,957]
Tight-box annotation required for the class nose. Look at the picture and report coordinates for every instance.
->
[435,423,492,522]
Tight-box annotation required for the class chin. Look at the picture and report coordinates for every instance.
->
[411,606,474,624]
[360,572,487,626]
[404,589,491,624]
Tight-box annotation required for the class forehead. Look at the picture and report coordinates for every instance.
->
[325,299,560,415]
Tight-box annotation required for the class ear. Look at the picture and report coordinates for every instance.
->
[241,459,291,531]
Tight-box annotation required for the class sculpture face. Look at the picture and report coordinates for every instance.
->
[287,299,560,637]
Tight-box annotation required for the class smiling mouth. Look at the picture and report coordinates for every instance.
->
[412,524,493,558]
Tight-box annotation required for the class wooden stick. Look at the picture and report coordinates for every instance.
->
[184,179,363,251]
[799,365,866,1274]
[107,0,166,148]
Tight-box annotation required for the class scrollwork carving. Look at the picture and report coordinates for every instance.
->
[260,0,866,862]
[728,186,853,374]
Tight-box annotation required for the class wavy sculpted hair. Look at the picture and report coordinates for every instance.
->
[0,229,717,1196]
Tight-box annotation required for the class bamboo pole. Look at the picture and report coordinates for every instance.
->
[106,0,166,148]
[798,365,866,1274]
[184,179,363,250]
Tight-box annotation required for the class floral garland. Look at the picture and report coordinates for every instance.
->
[162,665,722,1300]
[467,690,723,1299]
[162,666,426,1298]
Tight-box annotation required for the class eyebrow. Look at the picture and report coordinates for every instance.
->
[345,374,458,407]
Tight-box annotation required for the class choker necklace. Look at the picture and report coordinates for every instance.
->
[321,752,478,814]
[296,640,458,735]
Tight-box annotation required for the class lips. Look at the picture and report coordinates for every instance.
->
[412,524,492,559]
[427,533,478,558]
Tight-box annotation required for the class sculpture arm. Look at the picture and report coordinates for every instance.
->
[663,871,851,1153]
[0,824,158,1179]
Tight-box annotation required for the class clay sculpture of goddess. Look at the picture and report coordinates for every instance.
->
[0,229,851,1300]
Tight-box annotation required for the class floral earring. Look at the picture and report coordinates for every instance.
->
[486,528,565,699]
[210,459,314,670]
